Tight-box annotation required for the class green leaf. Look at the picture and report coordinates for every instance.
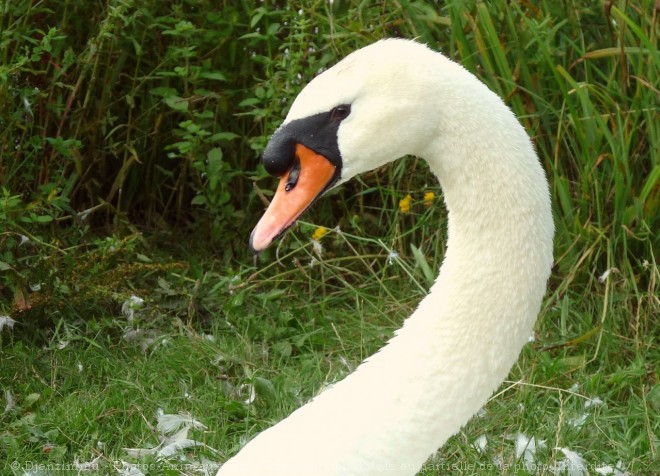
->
[272,341,292,357]
[164,95,189,112]
[206,148,224,192]
[239,98,260,107]
[149,87,179,98]
[410,244,435,287]
[136,254,152,263]
[207,147,223,168]
[208,132,239,142]
[250,11,264,28]
[162,21,195,36]
[199,71,227,81]
[238,32,266,41]
[253,377,277,404]
[267,23,280,36]
[191,195,207,205]
[24,393,41,406]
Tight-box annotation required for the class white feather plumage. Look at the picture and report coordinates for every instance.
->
[218,39,554,476]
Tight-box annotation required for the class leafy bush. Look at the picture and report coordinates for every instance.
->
[0,2,657,473]
[0,0,657,322]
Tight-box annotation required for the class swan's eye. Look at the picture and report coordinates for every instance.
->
[330,104,351,122]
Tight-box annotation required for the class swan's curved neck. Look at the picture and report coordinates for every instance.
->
[335,95,555,472]
[218,59,553,476]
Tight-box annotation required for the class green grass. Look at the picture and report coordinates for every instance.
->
[1,0,658,475]
[1,230,657,474]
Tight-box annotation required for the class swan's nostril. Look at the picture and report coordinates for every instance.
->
[284,157,301,192]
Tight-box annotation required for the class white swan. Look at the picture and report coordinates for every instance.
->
[218,39,554,476]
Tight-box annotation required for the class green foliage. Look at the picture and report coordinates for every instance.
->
[1,0,656,277]
[0,0,658,473]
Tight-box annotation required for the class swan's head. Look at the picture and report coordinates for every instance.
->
[250,39,445,252]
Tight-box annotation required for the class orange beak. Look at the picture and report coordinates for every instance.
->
[250,144,337,252]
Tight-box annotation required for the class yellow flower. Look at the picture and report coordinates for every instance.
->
[399,194,412,214]
[424,191,435,207]
[312,226,329,241]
